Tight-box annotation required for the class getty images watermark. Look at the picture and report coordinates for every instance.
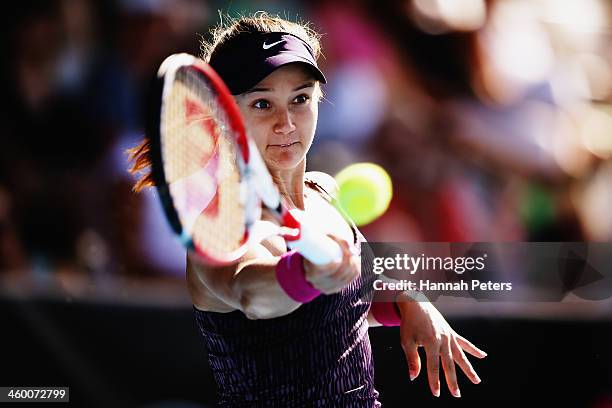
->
[372,252,513,292]
[361,243,612,302]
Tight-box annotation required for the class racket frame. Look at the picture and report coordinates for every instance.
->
[148,54,255,265]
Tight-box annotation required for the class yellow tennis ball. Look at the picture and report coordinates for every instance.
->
[334,163,393,226]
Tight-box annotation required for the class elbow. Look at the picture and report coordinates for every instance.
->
[239,297,265,320]
[239,293,286,320]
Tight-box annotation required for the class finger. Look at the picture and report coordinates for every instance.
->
[456,335,488,358]
[327,233,350,248]
[331,236,357,265]
[322,265,356,293]
[330,253,359,284]
[339,257,360,284]
[401,340,421,381]
[339,240,353,266]
[318,272,350,293]
[326,263,354,289]
[425,344,441,397]
[330,262,352,282]
[323,273,350,293]
[309,268,342,292]
[441,338,460,398]
[451,338,481,384]
[304,256,340,282]
[314,237,356,293]
[327,234,351,257]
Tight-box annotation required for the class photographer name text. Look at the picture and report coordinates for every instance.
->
[373,279,512,291]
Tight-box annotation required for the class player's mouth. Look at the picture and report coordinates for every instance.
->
[269,141,299,148]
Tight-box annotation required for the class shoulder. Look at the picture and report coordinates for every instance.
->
[305,171,338,200]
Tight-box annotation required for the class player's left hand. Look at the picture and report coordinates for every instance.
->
[396,294,487,398]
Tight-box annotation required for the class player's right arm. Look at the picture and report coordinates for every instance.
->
[187,233,358,320]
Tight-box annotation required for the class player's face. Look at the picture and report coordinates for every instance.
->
[236,64,320,172]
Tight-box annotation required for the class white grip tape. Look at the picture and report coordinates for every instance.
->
[288,232,343,265]
[286,210,343,265]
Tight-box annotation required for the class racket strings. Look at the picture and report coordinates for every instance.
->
[162,67,246,261]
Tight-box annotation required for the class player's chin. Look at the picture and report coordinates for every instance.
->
[266,143,304,166]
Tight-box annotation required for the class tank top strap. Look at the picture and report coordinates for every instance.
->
[304,175,359,246]
[304,177,334,203]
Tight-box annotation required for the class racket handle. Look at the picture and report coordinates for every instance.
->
[284,210,343,265]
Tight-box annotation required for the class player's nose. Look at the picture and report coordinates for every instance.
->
[273,108,296,134]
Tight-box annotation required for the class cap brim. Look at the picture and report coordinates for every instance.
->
[266,54,327,84]
[231,56,326,94]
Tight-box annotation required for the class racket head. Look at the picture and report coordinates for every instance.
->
[147,53,257,265]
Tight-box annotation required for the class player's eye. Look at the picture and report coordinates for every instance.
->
[293,94,310,104]
[252,99,271,110]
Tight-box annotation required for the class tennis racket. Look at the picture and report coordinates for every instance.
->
[146,53,342,266]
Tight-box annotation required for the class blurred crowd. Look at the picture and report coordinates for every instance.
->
[1,0,611,280]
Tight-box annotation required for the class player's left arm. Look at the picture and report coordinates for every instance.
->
[368,281,487,398]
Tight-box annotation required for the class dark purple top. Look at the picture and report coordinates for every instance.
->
[193,180,381,407]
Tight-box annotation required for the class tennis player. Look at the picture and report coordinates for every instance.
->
[130,12,486,407]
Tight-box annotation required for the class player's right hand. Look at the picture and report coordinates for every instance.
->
[302,235,360,294]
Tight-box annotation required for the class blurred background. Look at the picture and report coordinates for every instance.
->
[1,0,611,407]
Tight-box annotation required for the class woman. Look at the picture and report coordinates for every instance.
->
[129,12,486,407]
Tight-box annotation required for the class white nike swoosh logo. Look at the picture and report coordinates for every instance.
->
[262,40,284,50]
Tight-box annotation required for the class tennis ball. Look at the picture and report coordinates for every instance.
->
[334,163,393,226]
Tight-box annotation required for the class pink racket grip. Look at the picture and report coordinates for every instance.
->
[284,210,343,266]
